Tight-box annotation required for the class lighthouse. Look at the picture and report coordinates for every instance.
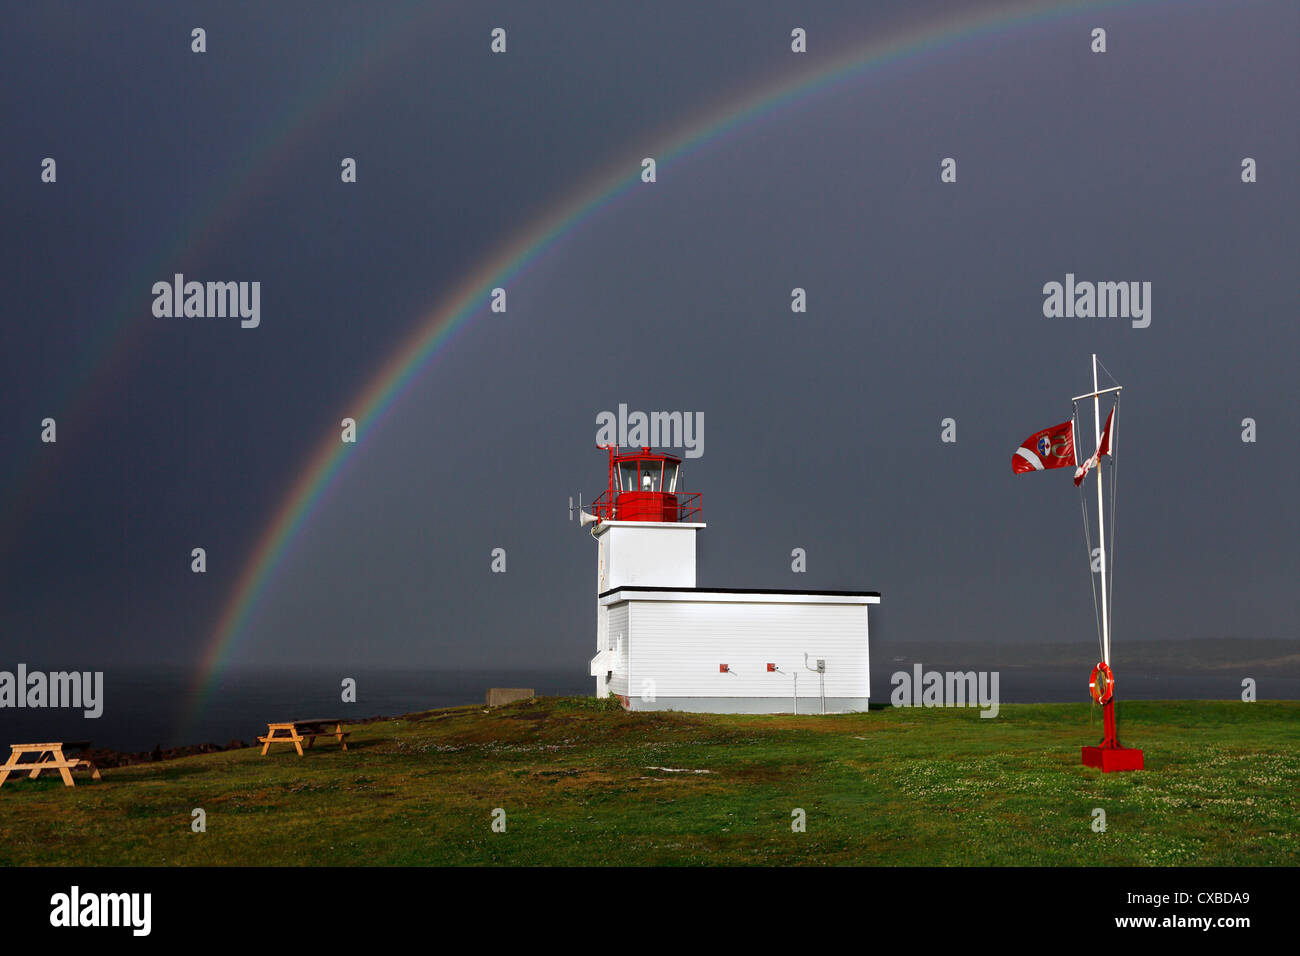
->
[580,446,880,714]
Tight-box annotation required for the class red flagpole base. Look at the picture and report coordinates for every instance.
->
[1081,744,1144,772]
[1081,695,1144,772]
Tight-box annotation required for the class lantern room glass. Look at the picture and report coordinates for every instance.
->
[664,461,679,492]
[640,460,663,492]
[617,457,677,493]
[619,462,638,492]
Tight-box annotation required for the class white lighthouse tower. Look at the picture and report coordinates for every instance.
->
[580,446,879,714]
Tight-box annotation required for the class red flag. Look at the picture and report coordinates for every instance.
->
[1012,420,1076,474]
[1074,407,1115,486]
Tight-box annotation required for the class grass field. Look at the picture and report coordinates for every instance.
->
[2,698,1296,866]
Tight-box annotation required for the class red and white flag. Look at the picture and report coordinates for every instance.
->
[1073,406,1115,486]
[1012,420,1076,474]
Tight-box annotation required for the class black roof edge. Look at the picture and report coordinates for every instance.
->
[599,586,881,599]
[610,448,683,463]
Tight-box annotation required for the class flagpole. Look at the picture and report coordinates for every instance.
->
[1091,353,1111,667]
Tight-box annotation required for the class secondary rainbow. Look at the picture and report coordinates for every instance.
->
[1,2,440,535]
[186,0,1163,725]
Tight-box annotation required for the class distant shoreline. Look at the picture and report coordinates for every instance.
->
[873,637,1300,677]
[72,709,437,769]
[4,646,1293,755]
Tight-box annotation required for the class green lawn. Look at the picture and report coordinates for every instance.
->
[2,698,1295,866]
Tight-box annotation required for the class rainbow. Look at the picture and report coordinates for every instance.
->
[184,0,1165,727]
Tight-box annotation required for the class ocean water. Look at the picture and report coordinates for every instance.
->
[0,665,1294,753]
[0,668,588,753]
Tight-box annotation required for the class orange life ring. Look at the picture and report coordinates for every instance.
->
[1089,661,1114,704]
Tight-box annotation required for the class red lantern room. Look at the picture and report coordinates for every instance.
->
[589,446,701,524]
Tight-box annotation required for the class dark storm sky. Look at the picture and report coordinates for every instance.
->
[1,1,1295,675]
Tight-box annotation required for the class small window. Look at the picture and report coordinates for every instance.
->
[664,461,679,492]
[619,461,638,492]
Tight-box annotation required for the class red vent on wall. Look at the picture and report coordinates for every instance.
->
[719,664,730,673]
[766,663,777,672]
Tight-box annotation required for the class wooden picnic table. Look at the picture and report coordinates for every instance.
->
[0,741,102,788]
[259,719,350,756]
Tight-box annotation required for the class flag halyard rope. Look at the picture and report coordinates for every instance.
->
[1074,400,1105,664]
[1105,391,1120,649]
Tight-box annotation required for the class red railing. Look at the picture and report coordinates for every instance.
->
[589,489,616,520]
[676,492,702,523]
[589,490,701,523]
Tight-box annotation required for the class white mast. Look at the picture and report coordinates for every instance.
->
[1071,359,1122,668]
[1091,354,1110,666]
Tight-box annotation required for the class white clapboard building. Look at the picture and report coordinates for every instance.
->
[579,447,879,714]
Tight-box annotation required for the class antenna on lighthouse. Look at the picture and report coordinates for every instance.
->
[570,492,601,534]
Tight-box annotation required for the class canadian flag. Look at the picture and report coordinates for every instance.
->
[1073,407,1115,486]
[1012,420,1076,474]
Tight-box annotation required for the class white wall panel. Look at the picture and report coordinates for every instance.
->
[601,524,699,590]
[606,604,630,697]
[624,599,870,700]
